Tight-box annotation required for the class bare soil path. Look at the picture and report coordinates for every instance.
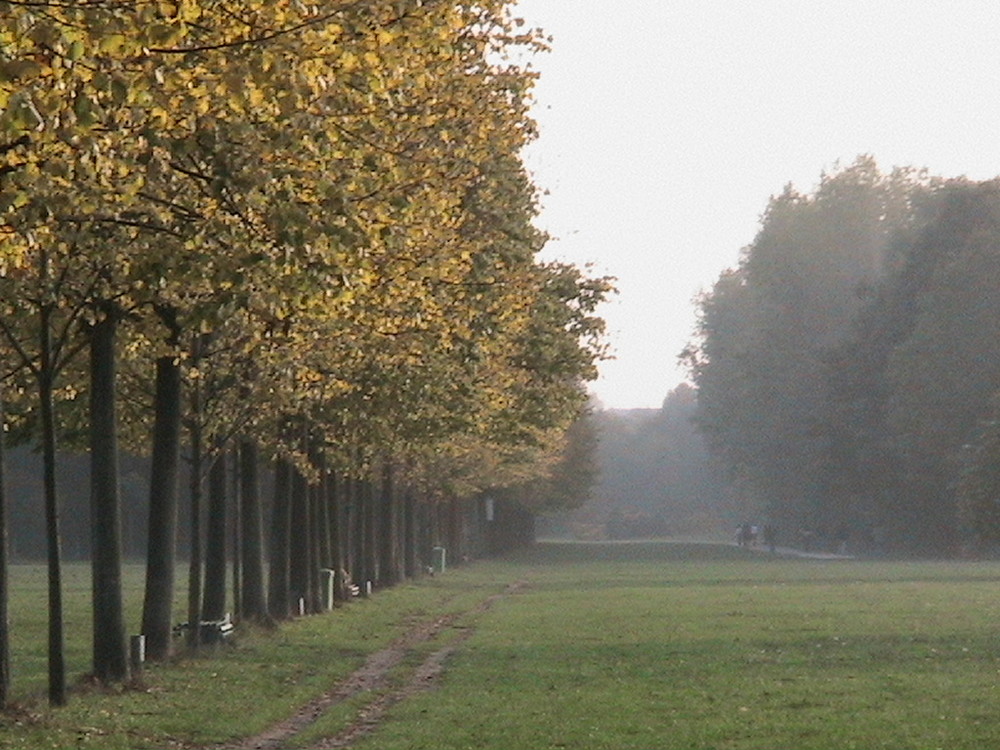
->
[216,580,526,750]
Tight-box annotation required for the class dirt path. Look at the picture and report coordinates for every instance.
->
[218,581,526,750]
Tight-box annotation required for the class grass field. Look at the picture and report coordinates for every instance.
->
[4,543,1000,748]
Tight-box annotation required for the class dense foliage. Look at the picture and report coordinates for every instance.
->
[686,157,1000,556]
[0,0,609,703]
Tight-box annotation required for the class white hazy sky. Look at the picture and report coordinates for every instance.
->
[514,0,1000,409]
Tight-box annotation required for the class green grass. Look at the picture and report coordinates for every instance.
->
[0,562,496,748]
[361,544,1000,750]
[5,544,1000,748]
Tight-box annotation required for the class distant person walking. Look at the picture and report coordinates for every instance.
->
[737,523,754,547]
[762,524,776,553]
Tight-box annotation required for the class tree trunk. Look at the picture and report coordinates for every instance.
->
[429,503,438,565]
[378,462,397,587]
[40,383,65,705]
[141,355,182,661]
[422,500,434,571]
[186,357,204,650]
[317,469,332,571]
[350,447,367,588]
[403,487,417,580]
[489,499,536,553]
[394,474,406,583]
[89,311,128,683]
[268,456,292,620]
[39,301,66,706]
[289,465,310,613]
[239,439,267,620]
[202,450,227,622]
[450,498,467,563]
[308,477,321,611]
[0,396,10,707]
[231,447,242,620]
[327,472,347,603]
[315,468,333,607]
[345,472,358,586]
[361,475,376,592]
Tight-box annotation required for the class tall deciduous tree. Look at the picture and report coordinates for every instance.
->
[0,395,9,707]
[140,343,182,660]
[687,159,930,535]
[239,439,267,620]
[88,309,128,683]
[201,449,227,623]
[1,0,612,686]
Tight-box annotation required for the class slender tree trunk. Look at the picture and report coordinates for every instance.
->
[289,466,309,613]
[519,506,536,547]
[354,475,368,590]
[141,306,182,660]
[328,472,347,603]
[378,462,397,587]
[403,487,417,580]
[429,501,441,568]
[0,396,10,706]
[317,469,332,571]
[186,352,205,649]
[141,355,182,661]
[307,475,321,611]
[268,456,292,620]
[89,311,128,683]
[39,300,66,706]
[345,472,358,585]
[393,473,406,583]
[363,473,377,591]
[202,450,227,622]
[416,500,427,572]
[455,499,463,561]
[314,467,332,608]
[40,385,65,705]
[231,447,241,620]
[239,439,267,620]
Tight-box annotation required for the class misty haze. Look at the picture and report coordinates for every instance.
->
[4,2,1000,749]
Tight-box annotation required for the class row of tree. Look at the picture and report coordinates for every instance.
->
[0,2,609,707]
[685,156,1000,557]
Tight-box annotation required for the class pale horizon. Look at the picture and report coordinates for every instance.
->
[517,0,1000,409]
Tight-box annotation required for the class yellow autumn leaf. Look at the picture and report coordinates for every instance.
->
[98,34,126,55]
[340,51,359,71]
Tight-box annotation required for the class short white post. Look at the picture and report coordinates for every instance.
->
[129,634,145,675]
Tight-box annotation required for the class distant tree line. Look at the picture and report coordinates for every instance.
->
[0,2,609,707]
[553,387,737,541]
[685,156,1000,557]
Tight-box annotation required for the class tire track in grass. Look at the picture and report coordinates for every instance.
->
[219,581,526,750]
[313,623,475,750]
[314,581,526,750]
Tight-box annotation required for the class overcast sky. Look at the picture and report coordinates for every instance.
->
[514,0,1000,409]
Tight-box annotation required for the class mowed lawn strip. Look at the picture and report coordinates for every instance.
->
[357,544,1000,750]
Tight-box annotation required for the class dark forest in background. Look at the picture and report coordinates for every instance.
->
[685,158,1000,557]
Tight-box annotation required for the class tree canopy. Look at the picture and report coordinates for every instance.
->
[687,158,1000,556]
[0,0,610,703]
